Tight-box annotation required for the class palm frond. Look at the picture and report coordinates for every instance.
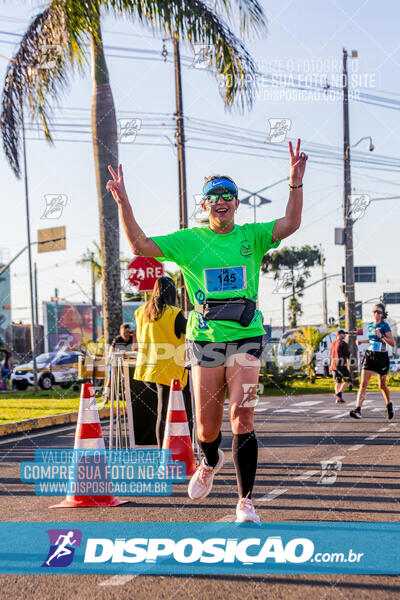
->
[213,0,266,36]
[102,0,259,111]
[1,5,80,177]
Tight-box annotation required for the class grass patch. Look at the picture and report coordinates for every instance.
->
[1,388,81,400]
[0,397,81,424]
[0,387,106,424]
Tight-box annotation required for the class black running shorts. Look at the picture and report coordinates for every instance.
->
[362,350,390,376]
[332,366,351,383]
[186,336,264,368]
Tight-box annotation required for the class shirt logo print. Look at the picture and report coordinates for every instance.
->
[240,240,252,257]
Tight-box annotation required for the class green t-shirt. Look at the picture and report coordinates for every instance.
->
[151,220,280,342]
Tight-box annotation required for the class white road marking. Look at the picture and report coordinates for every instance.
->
[318,409,338,414]
[294,470,318,480]
[273,409,305,413]
[365,435,378,440]
[254,403,271,412]
[378,427,389,432]
[349,444,365,452]
[330,412,348,419]
[99,575,137,587]
[259,488,288,502]
[292,400,324,407]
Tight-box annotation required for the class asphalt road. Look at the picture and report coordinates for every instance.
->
[1,390,399,599]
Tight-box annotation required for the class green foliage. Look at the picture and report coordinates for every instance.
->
[261,245,321,327]
[288,297,302,328]
[260,361,296,389]
[291,326,334,381]
[1,0,267,177]
[76,241,103,282]
[385,372,400,386]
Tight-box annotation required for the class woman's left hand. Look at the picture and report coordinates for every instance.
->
[289,138,308,185]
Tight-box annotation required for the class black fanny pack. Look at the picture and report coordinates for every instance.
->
[194,297,256,327]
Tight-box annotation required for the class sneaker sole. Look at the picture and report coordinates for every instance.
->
[235,515,261,523]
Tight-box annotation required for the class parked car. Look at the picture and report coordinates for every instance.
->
[11,350,82,390]
[389,358,400,372]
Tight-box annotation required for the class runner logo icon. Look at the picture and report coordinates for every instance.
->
[42,529,82,567]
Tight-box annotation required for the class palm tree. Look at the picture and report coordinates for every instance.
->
[78,240,139,302]
[1,0,266,343]
[77,241,130,280]
[291,326,334,382]
[77,242,103,283]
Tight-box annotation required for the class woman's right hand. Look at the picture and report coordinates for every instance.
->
[356,339,361,346]
[107,164,128,205]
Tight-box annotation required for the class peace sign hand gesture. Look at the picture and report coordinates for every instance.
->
[288,138,308,186]
[106,164,128,205]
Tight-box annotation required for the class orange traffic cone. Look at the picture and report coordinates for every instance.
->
[51,382,127,508]
[162,379,196,477]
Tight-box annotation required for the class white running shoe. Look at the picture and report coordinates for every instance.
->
[188,449,224,500]
[236,497,260,523]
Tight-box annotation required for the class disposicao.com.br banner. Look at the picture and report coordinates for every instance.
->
[0,522,399,575]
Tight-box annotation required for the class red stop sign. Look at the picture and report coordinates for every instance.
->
[127,256,164,291]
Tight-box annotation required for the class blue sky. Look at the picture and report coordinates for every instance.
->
[1,0,399,330]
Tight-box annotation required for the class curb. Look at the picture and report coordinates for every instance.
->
[0,407,110,438]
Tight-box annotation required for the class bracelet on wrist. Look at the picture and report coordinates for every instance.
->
[289,182,303,190]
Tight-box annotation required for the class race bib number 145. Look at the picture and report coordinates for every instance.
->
[204,266,246,293]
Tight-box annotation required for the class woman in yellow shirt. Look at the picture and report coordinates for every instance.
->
[134,276,187,448]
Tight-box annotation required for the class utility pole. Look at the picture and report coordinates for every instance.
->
[33,263,39,327]
[320,248,328,326]
[54,287,59,349]
[342,48,358,381]
[21,106,38,393]
[173,35,189,315]
[91,252,97,343]
[33,262,39,353]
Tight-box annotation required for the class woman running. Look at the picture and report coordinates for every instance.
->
[350,303,395,420]
[107,138,307,522]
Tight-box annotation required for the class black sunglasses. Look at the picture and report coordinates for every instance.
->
[373,310,383,314]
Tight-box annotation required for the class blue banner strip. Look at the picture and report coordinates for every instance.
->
[0,522,399,575]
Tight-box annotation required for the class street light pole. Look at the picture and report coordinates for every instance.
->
[240,177,289,222]
[21,105,38,393]
[342,48,358,382]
